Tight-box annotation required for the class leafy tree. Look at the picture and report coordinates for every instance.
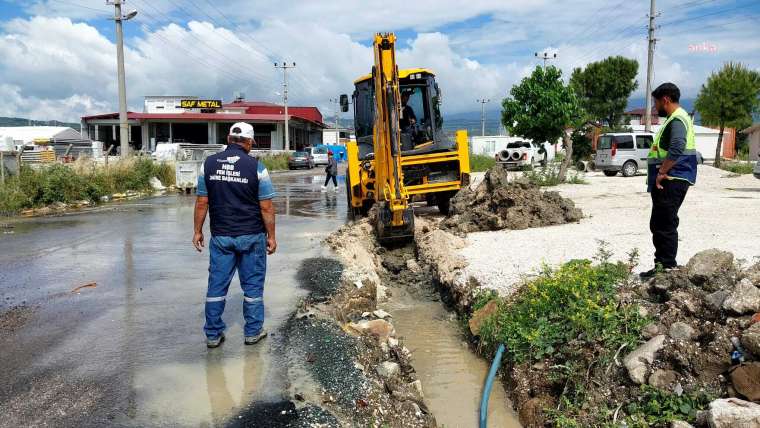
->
[569,56,639,127]
[695,62,760,168]
[502,66,583,181]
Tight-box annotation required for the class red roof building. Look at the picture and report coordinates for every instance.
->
[80,96,326,153]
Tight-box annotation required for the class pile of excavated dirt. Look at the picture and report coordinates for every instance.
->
[441,165,582,234]
[470,249,760,428]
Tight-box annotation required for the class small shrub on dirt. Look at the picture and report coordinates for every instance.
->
[258,153,290,171]
[524,164,562,186]
[624,386,714,427]
[478,259,647,363]
[719,161,754,175]
[470,154,496,172]
[566,172,588,184]
[471,288,498,311]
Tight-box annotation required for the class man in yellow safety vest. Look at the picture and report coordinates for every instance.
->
[640,83,698,279]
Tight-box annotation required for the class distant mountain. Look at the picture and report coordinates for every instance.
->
[0,116,80,129]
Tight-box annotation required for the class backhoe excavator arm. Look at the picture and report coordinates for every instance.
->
[372,33,413,242]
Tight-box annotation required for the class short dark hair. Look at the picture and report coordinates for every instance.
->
[652,83,680,102]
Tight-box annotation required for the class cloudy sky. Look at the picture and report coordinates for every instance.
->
[0,0,759,122]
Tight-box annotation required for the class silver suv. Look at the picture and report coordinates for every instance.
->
[595,132,654,177]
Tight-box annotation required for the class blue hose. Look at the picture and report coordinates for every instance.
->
[479,343,506,428]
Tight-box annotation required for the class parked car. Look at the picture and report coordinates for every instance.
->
[754,160,760,179]
[306,146,329,166]
[595,132,654,177]
[495,141,552,169]
[288,151,315,170]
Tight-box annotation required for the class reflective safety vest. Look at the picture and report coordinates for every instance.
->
[647,107,698,190]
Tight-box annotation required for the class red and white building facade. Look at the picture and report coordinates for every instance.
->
[80,96,326,152]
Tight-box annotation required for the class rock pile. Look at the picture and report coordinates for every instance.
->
[620,249,760,427]
[441,166,582,234]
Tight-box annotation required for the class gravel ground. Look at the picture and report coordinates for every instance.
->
[461,165,760,295]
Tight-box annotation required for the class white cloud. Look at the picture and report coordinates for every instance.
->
[2,0,760,122]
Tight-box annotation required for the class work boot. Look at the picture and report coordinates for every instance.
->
[639,265,678,280]
[245,329,268,345]
[320,185,327,192]
[206,333,225,349]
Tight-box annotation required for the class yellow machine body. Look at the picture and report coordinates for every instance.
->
[343,33,471,244]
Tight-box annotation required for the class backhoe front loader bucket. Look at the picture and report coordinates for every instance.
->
[375,203,415,245]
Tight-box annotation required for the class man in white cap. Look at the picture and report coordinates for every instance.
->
[192,122,277,348]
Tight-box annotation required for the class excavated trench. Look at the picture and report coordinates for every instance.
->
[377,243,521,427]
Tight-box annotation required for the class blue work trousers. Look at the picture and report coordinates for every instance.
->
[204,233,267,339]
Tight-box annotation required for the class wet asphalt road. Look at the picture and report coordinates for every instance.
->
[0,170,347,427]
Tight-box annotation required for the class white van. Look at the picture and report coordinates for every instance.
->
[306,146,329,166]
[595,132,654,177]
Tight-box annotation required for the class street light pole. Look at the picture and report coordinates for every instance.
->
[534,51,558,70]
[275,62,296,151]
[476,99,490,136]
[109,0,136,158]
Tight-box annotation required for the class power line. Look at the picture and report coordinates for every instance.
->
[196,0,314,97]
[131,0,276,89]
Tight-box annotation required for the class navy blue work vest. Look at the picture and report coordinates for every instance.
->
[203,145,264,237]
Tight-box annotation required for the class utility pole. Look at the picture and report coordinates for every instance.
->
[274,62,296,151]
[109,1,137,158]
[534,51,557,70]
[329,97,340,130]
[644,0,658,132]
[476,99,490,136]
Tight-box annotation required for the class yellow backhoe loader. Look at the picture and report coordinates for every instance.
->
[340,33,471,244]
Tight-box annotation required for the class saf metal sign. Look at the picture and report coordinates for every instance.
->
[180,99,222,109]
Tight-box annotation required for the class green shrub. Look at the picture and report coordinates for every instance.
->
[470,154,496,172]
[0,158,176,215]
[0,178,27,214]
[258,153,290,171]
[477,259,646,363]
[720,161,754,174]
[524,164,562,186]
[153,162,176,187]
[624,386,714,427]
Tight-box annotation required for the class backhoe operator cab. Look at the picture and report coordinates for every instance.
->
[346,69,450,158]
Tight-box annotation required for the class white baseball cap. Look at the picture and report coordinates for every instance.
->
[229,122,254,140]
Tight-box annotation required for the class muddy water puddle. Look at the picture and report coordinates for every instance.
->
[385,265,521,427]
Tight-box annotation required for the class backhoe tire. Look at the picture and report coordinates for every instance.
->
[437,192,453,216]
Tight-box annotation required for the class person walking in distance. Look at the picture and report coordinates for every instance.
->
[640,83,698,279]
[192,122,277,348]
[321,150,339,192]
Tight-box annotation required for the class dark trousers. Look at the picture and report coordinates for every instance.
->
[649,179,690,268]
[323,174,337,187]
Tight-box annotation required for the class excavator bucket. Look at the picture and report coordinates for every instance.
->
[375,203,415,245]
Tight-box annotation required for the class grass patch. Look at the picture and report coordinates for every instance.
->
[477,258,646,363]
[624,386,714,427]
[524,164,562,186]
[0,158,175,215]
[719,161,754,175]
[523,163,588,186]
[257,153,290,171]
[474,248,651,425]
[567,172,589,184]
[470,154,496,172]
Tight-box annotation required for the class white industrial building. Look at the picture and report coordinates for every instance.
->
[0,126,88,151]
